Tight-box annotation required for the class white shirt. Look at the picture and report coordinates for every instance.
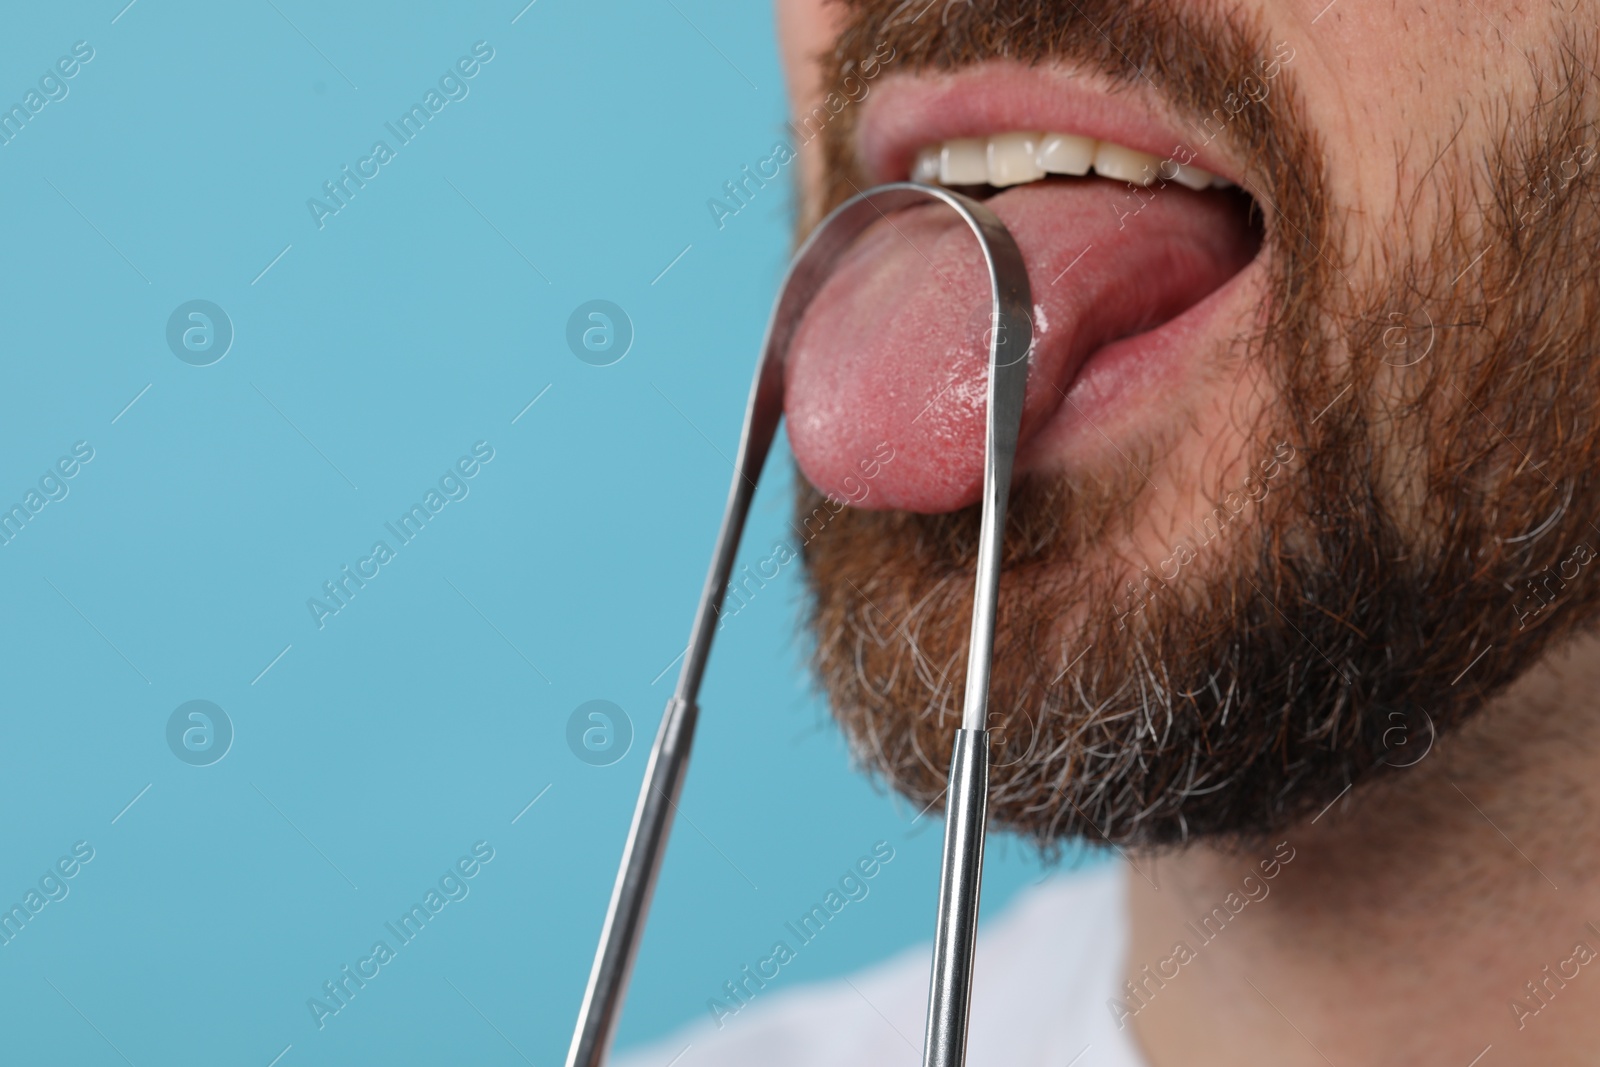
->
[615,862,1147,1067]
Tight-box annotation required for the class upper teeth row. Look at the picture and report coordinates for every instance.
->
[911,131,1231,192]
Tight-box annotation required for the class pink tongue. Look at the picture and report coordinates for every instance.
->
[784,179,1256,512]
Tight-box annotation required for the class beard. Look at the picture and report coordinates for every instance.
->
[796,0,1600,848]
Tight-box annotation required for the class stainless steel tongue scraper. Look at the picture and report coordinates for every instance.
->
[565,181,1033,1067]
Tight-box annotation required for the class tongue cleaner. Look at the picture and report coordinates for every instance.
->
[564,182,1033,1067]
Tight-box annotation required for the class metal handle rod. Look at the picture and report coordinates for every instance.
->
[564,182,1033,1067]
[923,730,991,1067]
[564,696,698,1067]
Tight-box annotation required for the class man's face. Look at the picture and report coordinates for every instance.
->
[776,0,1600,847]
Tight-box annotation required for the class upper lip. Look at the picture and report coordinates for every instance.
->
[854,60,1244,189]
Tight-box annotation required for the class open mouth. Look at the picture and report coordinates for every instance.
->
[783,65,1267,514]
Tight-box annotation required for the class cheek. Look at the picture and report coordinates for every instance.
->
[775,0,849,202]
[1290,0,1551,250]
[775,0,837,103]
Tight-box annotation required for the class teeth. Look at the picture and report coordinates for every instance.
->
[1167,162,1215,191]
[987,131,1044,187]
[909,129,1231,193]
[1091,142,1162,185]
[939,137,989,185]
[1037,132,1095,176]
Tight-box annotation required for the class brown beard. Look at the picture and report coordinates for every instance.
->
[796,0,1600,848]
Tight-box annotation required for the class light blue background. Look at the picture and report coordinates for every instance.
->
[0,2,1095,1063]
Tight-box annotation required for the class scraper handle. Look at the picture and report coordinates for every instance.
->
[922,728,991,1067]
[565,695,699,1067]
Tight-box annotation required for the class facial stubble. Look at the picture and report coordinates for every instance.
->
[795,0,1600,849]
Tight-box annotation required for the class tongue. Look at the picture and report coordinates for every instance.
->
[784,179,1257,513]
